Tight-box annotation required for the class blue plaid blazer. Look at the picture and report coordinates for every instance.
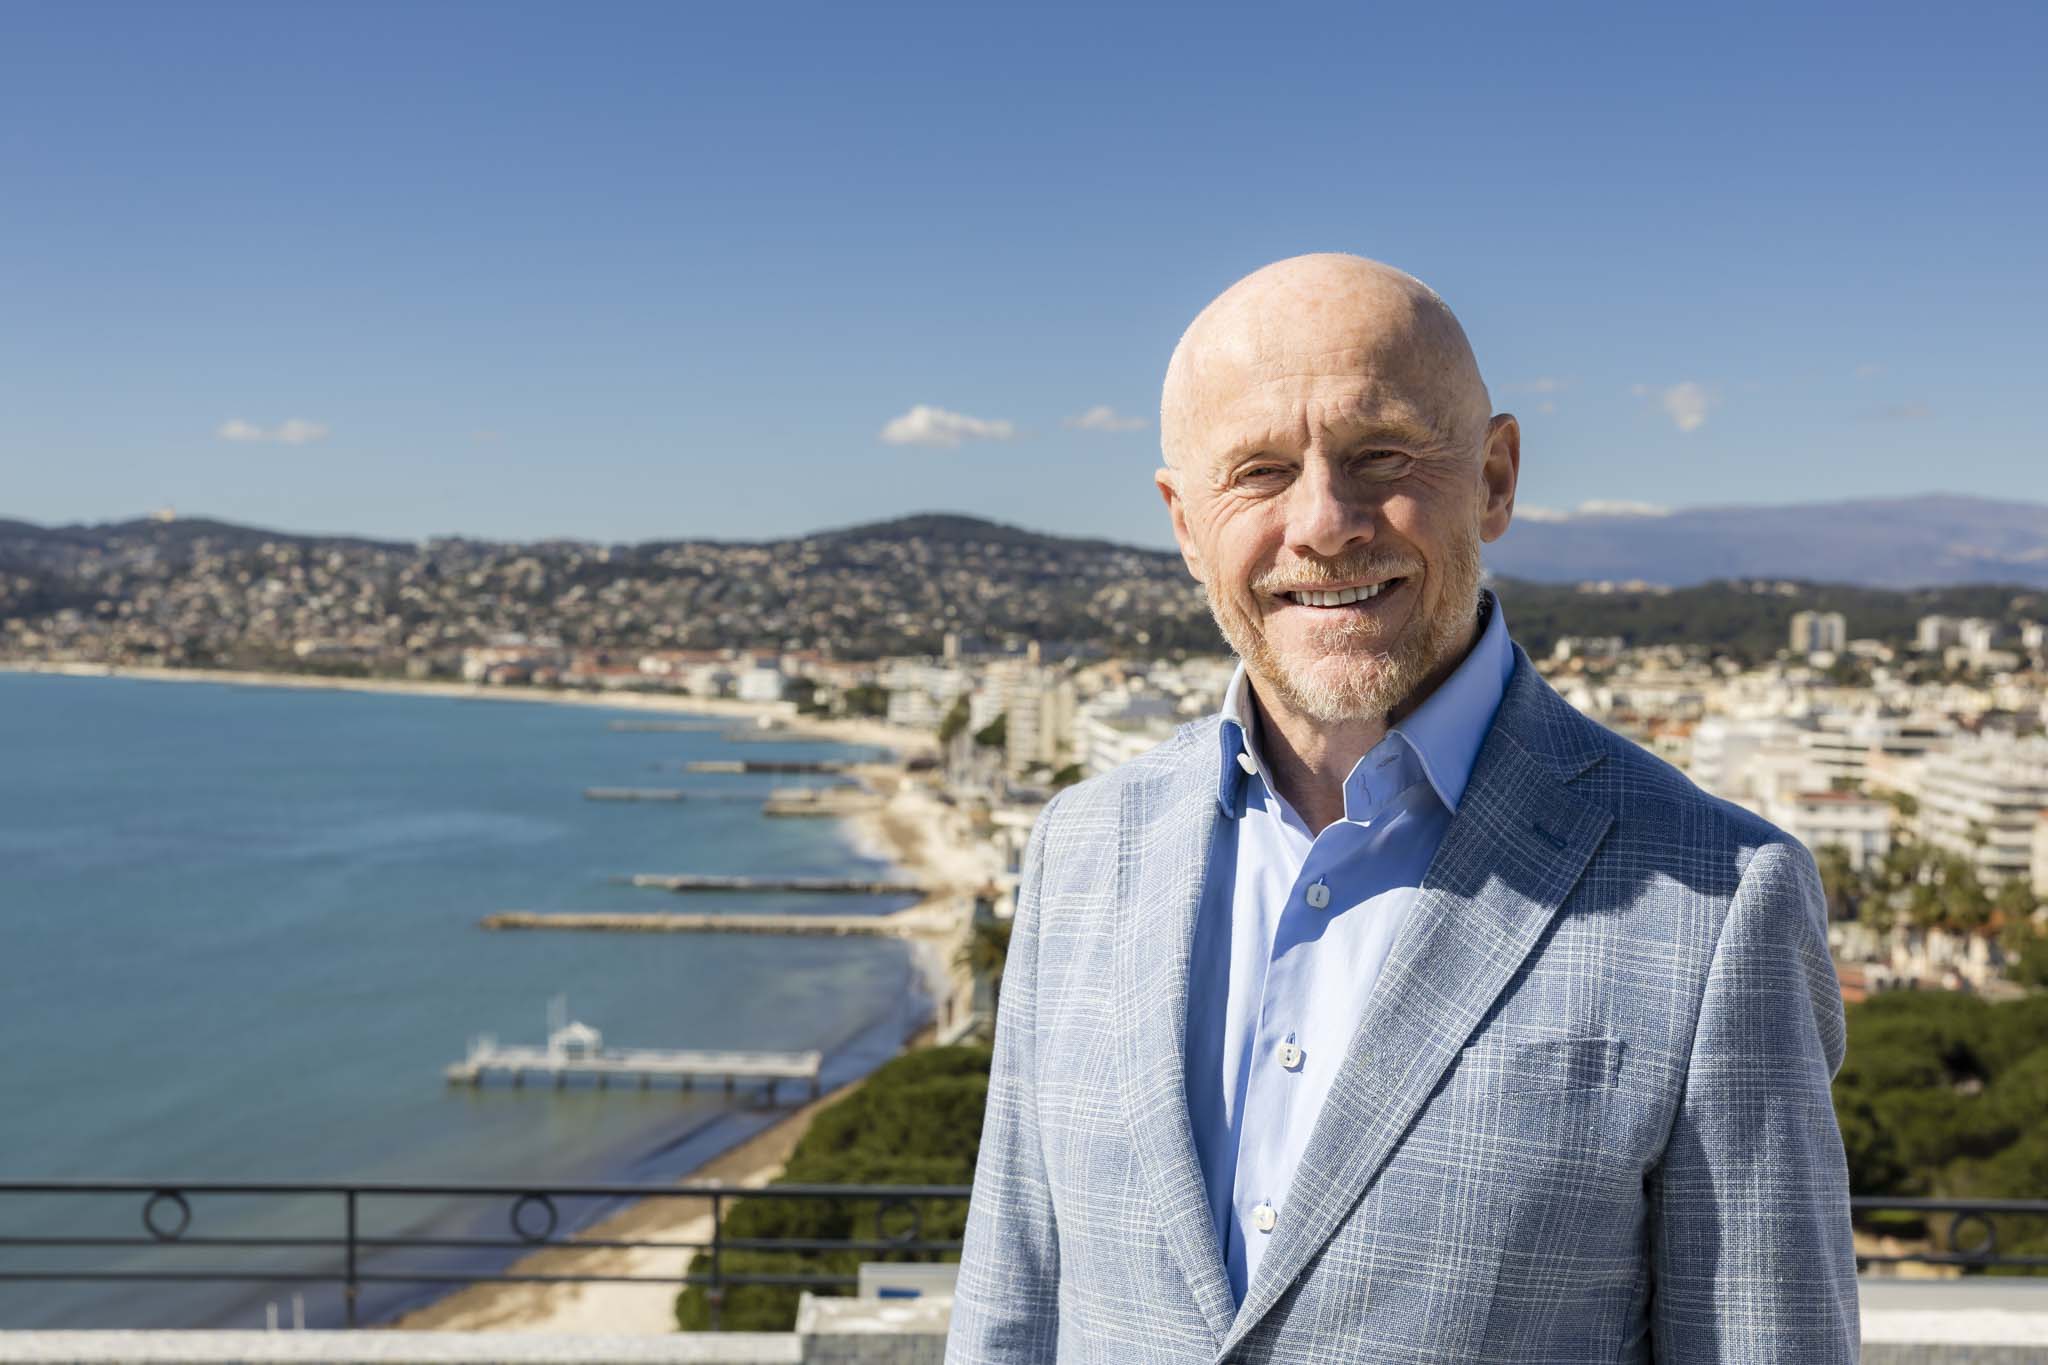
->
[947,642,1858,1363]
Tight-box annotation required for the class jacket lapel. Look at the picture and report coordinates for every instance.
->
[1216,652,1614,1356]
[1113,747,1239,1347]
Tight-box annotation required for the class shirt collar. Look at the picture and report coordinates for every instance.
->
[1215,587,1515,820]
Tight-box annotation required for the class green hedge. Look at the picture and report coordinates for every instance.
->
[1835,990,2048,1272]
[675,1045,992,1331]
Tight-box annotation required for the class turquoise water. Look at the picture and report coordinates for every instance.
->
[0,672,928,1328]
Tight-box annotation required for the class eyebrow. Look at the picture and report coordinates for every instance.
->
[1218,413,1447,463]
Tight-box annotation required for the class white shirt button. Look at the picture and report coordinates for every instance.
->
[1236,750,1258,775]
[1304,879,1330,909]
[1251,1202,1277,1233]
[1277,1041,1303,1070]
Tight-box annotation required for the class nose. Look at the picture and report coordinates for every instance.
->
[1285,453,1375,561]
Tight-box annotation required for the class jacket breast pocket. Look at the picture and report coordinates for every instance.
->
[1458,1029,1624,1098]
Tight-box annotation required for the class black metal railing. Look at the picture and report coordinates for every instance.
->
[0,1179,971,1330]
[2,1184,2038,1331]
[1851,1196,2048,1273]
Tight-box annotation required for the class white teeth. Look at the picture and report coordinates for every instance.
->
[1287,580,1392,607]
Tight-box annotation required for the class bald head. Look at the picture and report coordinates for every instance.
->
[1160,253,1491,472]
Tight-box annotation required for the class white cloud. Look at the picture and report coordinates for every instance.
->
[1634,381,1710,432]
[1519,499,1672,523]
[1576,499,1671,518]
[1505,377,1567,394]
[1855,363,1885,379]
[218,417,330,445]
[1064,405,1148,432]
[879,404,1017,448]
[1535,400,1557,415]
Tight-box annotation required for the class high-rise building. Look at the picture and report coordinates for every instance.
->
[1917,615,1962,651]
[1789,610,1847,655]
[1907,736,2048,888]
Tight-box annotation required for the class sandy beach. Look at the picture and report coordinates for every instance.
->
[384,1059,907,1333]
[389,773,996,1334]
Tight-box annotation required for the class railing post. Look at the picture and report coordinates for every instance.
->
[707,1189,723,1332]
[344,1189,359,1329]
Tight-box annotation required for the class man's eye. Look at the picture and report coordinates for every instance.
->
[1354,449,1412,472]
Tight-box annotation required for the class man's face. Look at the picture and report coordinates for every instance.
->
[1157,282,1516,727]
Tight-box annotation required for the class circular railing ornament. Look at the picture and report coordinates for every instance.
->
[510,1192,560,1244]
[873,1195,921,1246]
[143,1190,193,1242]
[1949,1210,1997,1261]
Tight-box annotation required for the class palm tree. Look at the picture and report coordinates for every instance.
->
[1813,843,1860,923]
[954,919,1013,1015]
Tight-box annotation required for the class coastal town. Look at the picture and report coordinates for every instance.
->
[10,512,2048,1005]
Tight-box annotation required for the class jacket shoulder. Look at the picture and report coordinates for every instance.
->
[1559,702,1810,884]
[1039,713,1218,819]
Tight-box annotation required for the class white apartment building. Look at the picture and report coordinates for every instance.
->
[1917,615,1962,651]
[1802,713,1955,790]
[733,664,787,703]
[879,660,972,730]
[974,657,1079,777]
[1687,717,1808,802]
[1077,691,1181,776]
[1906,736,2048,888]
[1789,611,1847,655]
[2035,812,2048,898]
[1959,618,2000,656]
[1551,635,1627,663]
[1765,790,1892,871]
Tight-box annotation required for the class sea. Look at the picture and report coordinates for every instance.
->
[0,670,930,1329]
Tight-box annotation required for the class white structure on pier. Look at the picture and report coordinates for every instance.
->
[445,997,823,1097]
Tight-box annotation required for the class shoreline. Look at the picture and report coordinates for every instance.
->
[384,776,987,1334]
[0,660,929,758]
[381,1036,933,1333]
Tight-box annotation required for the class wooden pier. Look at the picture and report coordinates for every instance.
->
[762,786,884,817]
[605,720,731,732]
[616,872,926,895]
[445,1006,823,1098]
[482,905,956,938]
[684,759,851,774]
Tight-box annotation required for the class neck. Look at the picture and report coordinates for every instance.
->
[1250,610,1483,834]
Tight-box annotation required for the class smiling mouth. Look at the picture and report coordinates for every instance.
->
[1275,576,1408,609]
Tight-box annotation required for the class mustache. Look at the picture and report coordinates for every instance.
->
[1253,561,1418,594]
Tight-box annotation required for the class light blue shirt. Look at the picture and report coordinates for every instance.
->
[1184,588,1515,1306]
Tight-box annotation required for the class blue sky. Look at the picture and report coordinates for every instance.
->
[3,1,2043,549]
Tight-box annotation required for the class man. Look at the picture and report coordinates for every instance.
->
[946,254,1858,1363]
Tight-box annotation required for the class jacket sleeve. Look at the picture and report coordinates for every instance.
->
[1647,836,1860,1361]
[946,790,1064,1364]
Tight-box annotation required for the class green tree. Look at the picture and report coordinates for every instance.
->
[674,1046,995,1332]
[936,695,971,745]
[840,683,889,718]
[953,919,1012,1014]
[1813,843,1861,923]
[972,712,1007,749]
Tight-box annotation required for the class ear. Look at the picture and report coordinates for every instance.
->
[1154,465,1206,582]
[1478,413,1521,543]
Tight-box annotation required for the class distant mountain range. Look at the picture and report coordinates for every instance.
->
[7,499,2044,667]
[8,492,2047,591]
[1482,494,2048,589]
